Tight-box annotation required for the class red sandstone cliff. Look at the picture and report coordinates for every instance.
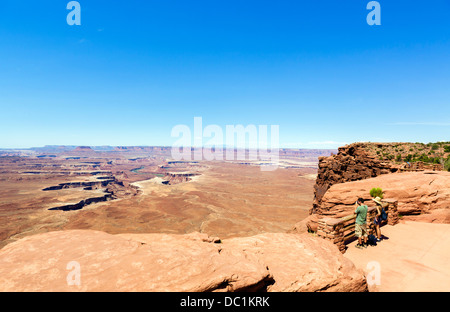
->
[307,142,450,229]
[312,143,399,214]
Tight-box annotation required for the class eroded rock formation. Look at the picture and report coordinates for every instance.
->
[312,143,399,214]
[307,142,450,228]
[163,172,200,185]
[44,177,140,211]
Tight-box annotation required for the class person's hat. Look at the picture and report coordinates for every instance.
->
[372,197,383,205]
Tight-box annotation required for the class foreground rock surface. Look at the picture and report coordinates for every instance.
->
[223,233,368,292]
[0,230,367,292]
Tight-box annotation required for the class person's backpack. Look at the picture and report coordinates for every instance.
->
[381,208,388,221]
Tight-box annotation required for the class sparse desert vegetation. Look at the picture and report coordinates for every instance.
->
[366,142,450,167]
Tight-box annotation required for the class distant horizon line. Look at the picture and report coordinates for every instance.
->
[0,144,340,151]
[2,140,450,151]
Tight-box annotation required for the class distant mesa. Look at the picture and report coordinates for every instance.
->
[74,146,94,152]
[114,146,171,152]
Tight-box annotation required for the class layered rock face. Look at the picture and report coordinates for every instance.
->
[0,230,367,292]
[163,172,200,185]
[313,143,398,213]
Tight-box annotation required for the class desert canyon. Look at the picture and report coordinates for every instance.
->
[0,143,449,292]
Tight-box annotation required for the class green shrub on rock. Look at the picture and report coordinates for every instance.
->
[370,187,384,199]
[445,158,450,172]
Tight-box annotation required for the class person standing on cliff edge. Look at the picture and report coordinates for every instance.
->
[372,196,385,242]
[355,198,368,249]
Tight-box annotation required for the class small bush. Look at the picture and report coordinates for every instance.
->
[431,144,439,151]
[370,187,384,199]
[444,145,450,153]
[445,158,450,172]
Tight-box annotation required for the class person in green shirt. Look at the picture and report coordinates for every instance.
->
[355,198,368,249]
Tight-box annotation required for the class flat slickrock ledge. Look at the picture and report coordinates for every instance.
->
[0,230,367,292]
[222,233,368,292]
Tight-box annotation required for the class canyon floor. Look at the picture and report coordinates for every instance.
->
[61,162,316,239]
[0,148,320,249]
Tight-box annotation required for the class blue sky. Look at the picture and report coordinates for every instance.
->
[0,1,449,149]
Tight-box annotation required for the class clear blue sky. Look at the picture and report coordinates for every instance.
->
[1,1,449,149]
